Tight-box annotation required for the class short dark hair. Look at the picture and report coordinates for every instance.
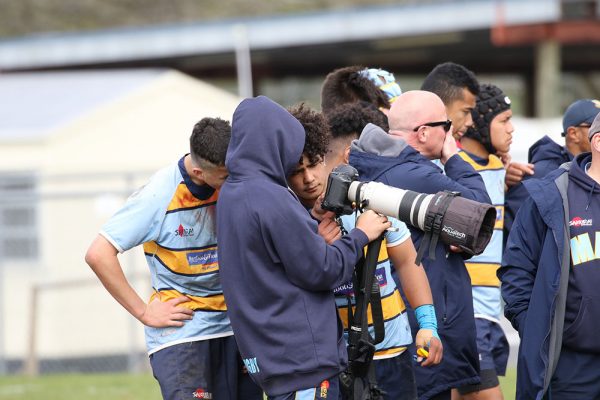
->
[421,62,479,105]
[288,103,330,165]
[321,65,390,114]
[327,101,389,140]
[190,117,231,166]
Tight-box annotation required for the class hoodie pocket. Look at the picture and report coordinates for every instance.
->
[563,295,600,353]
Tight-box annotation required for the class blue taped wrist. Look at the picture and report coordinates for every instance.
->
[415,304,439,340]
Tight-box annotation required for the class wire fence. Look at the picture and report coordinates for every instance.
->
[0,170,155,376]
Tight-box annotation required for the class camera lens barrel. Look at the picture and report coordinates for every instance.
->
[348,181,495,256]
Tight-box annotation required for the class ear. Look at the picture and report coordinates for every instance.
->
[592,134,600,152]
[566,126,580,143]
[379,107,390,117]
[343,146,351,164]
[417,126,428,144]
[191,166,205,180]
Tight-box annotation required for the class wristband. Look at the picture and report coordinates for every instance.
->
[415,304,440,340]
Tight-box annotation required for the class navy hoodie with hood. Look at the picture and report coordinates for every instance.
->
[216,96,370,396]
[505,135,573,240]
[499,153,598,400]
[349,124,490,399]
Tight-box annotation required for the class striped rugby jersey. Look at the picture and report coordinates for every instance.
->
[458,150,505,320]
[101,156,232,354]
[334,216,413,359]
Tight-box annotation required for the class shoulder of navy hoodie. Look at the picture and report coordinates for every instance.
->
[251,184,369,291]
[383,155,490,203]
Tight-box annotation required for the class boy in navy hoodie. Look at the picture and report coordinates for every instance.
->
[216,96,392,399]
[499,113,600,399]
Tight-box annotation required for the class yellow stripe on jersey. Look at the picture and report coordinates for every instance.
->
[362,239,389,262]
[167,183,218,212]
[150,289,227,311]
[458,151,504,171]
[375,346,407,358]
[143,241,219,276]
[338,290,406,328]
[466,263,501,287]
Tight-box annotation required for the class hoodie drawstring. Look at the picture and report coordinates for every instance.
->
[586,181,596,210]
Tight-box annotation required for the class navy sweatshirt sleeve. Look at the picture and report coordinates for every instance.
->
[259,190,369,291]
[498,196,545,336]
[383,154,490,204]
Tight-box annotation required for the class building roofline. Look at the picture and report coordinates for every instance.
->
[0,0,560,70]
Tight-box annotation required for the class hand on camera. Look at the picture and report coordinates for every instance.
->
[310,192,328,221]
[139,295,194,328]
[355,210,391,241]
[415,329,443,366]
[318,215,342,244]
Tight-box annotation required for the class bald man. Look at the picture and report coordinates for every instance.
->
[348,90,491,400]
[387,90,458,163]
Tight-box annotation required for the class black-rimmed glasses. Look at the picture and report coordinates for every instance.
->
[413,119,452,133]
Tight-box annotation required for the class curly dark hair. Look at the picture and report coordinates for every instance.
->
[288,102,330,165]
[190,117,231,166]
[320,65,390,115]
[421,62,479,105]
[327,101,389,140]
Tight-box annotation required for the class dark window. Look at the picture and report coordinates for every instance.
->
[0,174,38,261]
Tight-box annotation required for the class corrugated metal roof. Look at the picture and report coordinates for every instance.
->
[0,69,165,141]
[0,0,560,70]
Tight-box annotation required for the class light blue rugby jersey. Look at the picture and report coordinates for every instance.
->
[458,151,505,320]
[100,156,233,354]
[335,215,413,359]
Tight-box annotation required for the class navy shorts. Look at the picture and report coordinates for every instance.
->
[547,346,600,399]
[268,377,339,400]
[149,335,262,400]
[338,350,416,400]
[458,317,508,394]
[374,350,418,400]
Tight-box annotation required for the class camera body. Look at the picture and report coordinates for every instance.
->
[321,164,358,216]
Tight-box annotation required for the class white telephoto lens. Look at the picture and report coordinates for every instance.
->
[348,181,433,230]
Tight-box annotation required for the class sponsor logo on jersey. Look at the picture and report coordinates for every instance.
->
[320,380,330,398]
[187,248,218,267]
[174,224,194,237]
[192,388,212,399]
[569,217,593,227]
[333,267,387,296]
[243,357,260,374]
[333,282,354,296]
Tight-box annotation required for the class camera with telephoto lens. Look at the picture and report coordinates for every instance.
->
[322,165,496,257]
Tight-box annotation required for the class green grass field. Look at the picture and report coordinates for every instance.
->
[0,373,162,400]
[499,367,517,400]
[0,369,517,400]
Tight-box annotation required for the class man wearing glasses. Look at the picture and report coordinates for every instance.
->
[505,99,600,239]
[349,90,491,400]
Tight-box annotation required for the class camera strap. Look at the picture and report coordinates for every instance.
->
[415,191,459,264]
[342,235,386,400]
